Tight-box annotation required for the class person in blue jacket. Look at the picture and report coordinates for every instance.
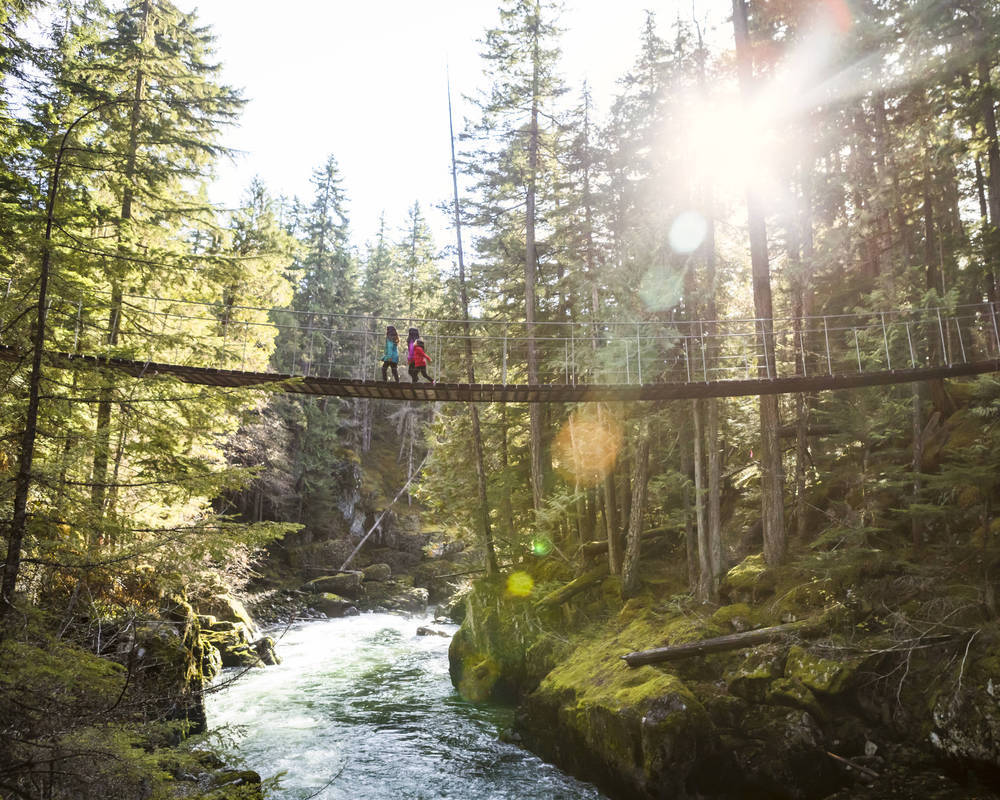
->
[381,325,400,382]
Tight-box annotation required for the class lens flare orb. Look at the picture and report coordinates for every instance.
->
[506,571,535,597]
[669,211,708,254]
[552,411,624,487]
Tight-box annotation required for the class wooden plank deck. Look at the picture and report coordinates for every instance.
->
[2,345,998,402]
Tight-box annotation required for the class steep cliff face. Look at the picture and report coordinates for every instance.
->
[449,559,1000,799]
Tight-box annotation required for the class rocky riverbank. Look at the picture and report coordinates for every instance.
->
[448,553,1000,799]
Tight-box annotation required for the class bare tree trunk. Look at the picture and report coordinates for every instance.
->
[732,0,785,565]
[92,0,151,522]
[694,21,724,590]
[621,421,651,599]
[693,400,714,601]
[499,404,515,540]
[680,421,698,591]
[2,172,60,627]
[525,25,544,515]
[707,398,722,577]
[449,76,499,576]
[911,382,924,545]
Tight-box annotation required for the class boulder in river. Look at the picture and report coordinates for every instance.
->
[312,592,357,618]
[252,635,281,666]
[202,622,263,669]
[196,593,258,638]
[302,572,364,599]
[362,581,428,613]
[416,626,450,637]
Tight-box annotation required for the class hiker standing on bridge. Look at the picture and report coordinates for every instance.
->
[381,325,400,382]
[406,327,420,381]
[411,338,434,383]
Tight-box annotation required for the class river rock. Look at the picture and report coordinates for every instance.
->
[416,626,450,637]
[362,581,428,613]
[202,769,263,799]
[252,635,281,666]
[201,638,223,681]
[312,592,356,618]
[434,588,469,624]
[197,593,257,638]
[202,623,262,668]
[363,562,392,582]
[302,572,363,599]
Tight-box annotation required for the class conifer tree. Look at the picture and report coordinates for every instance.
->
[465,0,566,515]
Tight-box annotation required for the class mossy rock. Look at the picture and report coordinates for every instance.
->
[724,643,786,703]
[202,625,262,669]
[765,677,824,720]
[201,638,223,681]
[302,572,363,599]
[711,602,766,632]
[202,769,263,799]
[727,706,839,797]
[434,587,470,624]
[312,592,355,617]
[927,636,1000,769]
[721,554,776,603]
[785,644,864,696]
[362,562,392,582]
[518,618,713,798]
[197,593,256,638]
[362,581,428,613]
[252,636,281,666]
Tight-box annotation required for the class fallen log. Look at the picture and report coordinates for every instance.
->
[579,528,671,557]
[536,564,609,609]
[621,620,816,667]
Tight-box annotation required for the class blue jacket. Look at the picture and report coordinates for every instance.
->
[383,338,399,363]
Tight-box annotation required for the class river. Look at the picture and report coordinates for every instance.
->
[206,612,607,800]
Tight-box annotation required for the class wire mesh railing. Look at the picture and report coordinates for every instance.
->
[2,284,1000,387]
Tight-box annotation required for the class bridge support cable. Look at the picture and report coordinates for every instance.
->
[4,284,1000,399]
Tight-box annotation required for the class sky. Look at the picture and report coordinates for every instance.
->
[180,1,721,250]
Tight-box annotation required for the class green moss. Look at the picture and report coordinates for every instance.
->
[724,644,786,702]
[785,644,863,695]
[765,677,824,720]
[711,603,765,632]
[722,554,776,602]
[528,611,713,785]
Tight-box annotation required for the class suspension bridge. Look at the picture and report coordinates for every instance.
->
[2,292,999,402]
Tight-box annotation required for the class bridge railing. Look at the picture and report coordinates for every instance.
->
[3,284,1000,386]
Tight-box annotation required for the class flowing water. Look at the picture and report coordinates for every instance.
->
[206,612,607,800]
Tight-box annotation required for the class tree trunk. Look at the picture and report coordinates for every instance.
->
[449,76,498,577]
[92,0,151,521]
[732,0,785,565]
[911,381,924,545]
[693,400,714,601]
[621,421,651,599]
[526,25,544,515]
[499,404,515,541]
[680,421,698,590]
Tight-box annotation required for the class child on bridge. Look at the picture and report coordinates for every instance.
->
[406,327,420,381]
[411,339,433,383]
[381,325,400,382]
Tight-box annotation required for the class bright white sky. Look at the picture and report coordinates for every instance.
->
[182,1,721,250]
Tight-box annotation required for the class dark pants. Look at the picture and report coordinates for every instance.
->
[382,361,399,382]
[412,365,432,382]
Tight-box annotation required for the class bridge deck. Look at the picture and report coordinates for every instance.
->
[3,346,998,402]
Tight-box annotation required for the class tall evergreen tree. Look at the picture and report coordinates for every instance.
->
[465,0,566,515]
